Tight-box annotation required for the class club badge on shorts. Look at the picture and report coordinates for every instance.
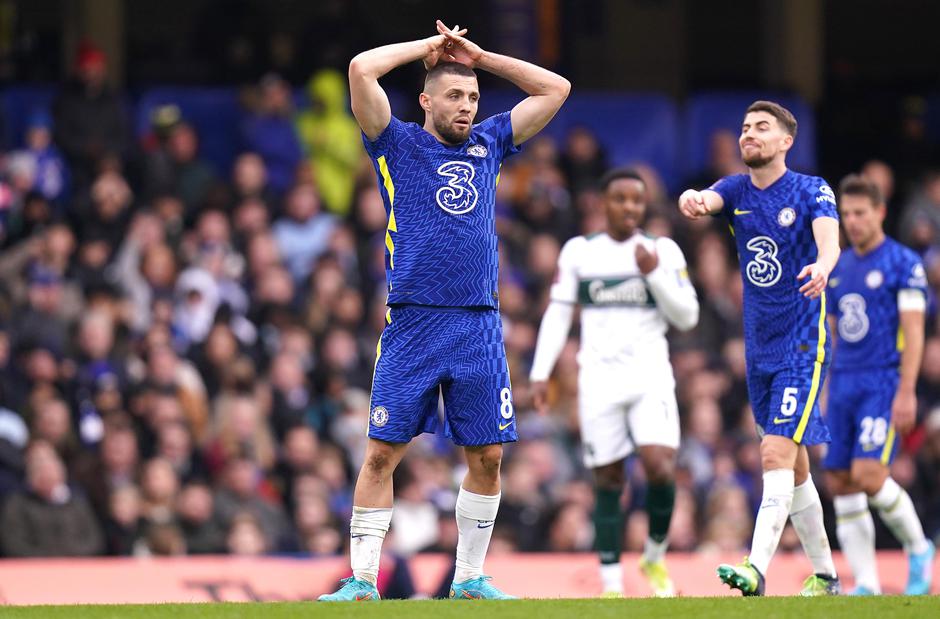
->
[371,406,389,427]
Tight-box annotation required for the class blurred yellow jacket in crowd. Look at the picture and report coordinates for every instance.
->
[295,69,362,216]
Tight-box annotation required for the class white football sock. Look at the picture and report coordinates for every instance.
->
[350,506,393,586]
[869,477,929,555]
[748,468,794,576]
[600,562,623,593]
[834,492,880,593]
[789,475,837,577]
[455,486,501,584]
[643,537,669,565]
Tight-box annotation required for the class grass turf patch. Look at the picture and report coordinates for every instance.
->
[1,595,937,619]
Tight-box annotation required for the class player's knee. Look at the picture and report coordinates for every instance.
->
[852,465,889,496]
[362,446,397,479]
[474,445,503,479]
[593,462,623,490]
[760,437,797,472]
[645,460,675,485]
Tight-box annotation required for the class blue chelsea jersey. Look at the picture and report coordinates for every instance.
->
[362,112,520,308]
[827,237,927,371]
[710,170,838,363]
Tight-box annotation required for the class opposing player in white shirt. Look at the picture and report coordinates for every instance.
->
[530,168,699,597]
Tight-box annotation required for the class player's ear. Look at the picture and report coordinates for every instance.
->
[780,133,794,152]
[419,92,432,113]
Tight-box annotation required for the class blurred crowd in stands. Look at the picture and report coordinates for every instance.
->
[1,44,940,592]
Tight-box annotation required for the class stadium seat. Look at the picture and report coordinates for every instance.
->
[1,85,57,148]
[479,91,681,192]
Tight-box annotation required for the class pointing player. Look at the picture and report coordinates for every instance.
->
[824,174,935,595]
[319,21,569,602]
[531,168,699,597]
[678,101,842,596]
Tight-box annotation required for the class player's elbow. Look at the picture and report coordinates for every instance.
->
[348,55,373,81]
[553,76,572,101]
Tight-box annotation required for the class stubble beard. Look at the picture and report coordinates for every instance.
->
[435,117,470,145]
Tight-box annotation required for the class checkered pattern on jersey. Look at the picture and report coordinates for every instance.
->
[824,368,899,469]
[827,237,927,371]
[368,306,517,446]
[711,171,838,363]
[363,113,520,309]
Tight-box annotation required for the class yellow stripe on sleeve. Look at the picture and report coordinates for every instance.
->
[794,291,827,444]
[377,155,397,269]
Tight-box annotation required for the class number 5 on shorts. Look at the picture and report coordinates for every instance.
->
[780,387,798,416]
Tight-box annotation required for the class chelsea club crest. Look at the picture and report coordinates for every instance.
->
[467,144,487,157]
[777,207,796,227]
[865,270,884,289]
[371,406,389,427]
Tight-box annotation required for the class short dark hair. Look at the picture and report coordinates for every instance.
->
[745,100,798,138]
[599,167,646,192]
[424,62,477,90]
[839,173,884,206]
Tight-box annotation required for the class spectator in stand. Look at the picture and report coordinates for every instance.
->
[240,74,303,196]
[176,481,226,554]
[73,418,140,521]
[12,111,69,206]
[899,170,940,252]
[53,41,127,189]
[684,129,747,190]
[230,152,275,211]
[103,484,145,556]
[0,222,82,324]
[295,69,362,216]
[272,182,336,283]
[0,440,104,557]
[163,123,217,215]
[559,125,607,197]
[73,169,133,251]
[213,456,292,552]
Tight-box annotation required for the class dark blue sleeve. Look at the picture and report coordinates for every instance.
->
[708,174,742,220]
[901,250,929,296]
[475,111,521,160]
[810,176,838,220]
[361,116,407,159]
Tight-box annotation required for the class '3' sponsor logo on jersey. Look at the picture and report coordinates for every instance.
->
[744,236,782,287]
[837,293,869,343]
[436,161,478,215]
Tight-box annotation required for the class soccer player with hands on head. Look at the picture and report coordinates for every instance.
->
[679,101,842,597]
[319,20,569,602]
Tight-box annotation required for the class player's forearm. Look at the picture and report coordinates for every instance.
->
[529,301,575,381]
[349,38,438,81]
[476,51,571,99]
[812,218,841,274]
[646,268,700,332]
[898,311,925,392]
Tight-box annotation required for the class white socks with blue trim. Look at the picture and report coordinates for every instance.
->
[455,486,501,583]
[749,468,794,576]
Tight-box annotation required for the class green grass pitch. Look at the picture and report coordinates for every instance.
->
[1,596,937,619]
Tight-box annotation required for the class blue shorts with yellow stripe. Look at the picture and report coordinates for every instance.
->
[367,305,518,447]
[823,368,899,470]
[747,356,831,445]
